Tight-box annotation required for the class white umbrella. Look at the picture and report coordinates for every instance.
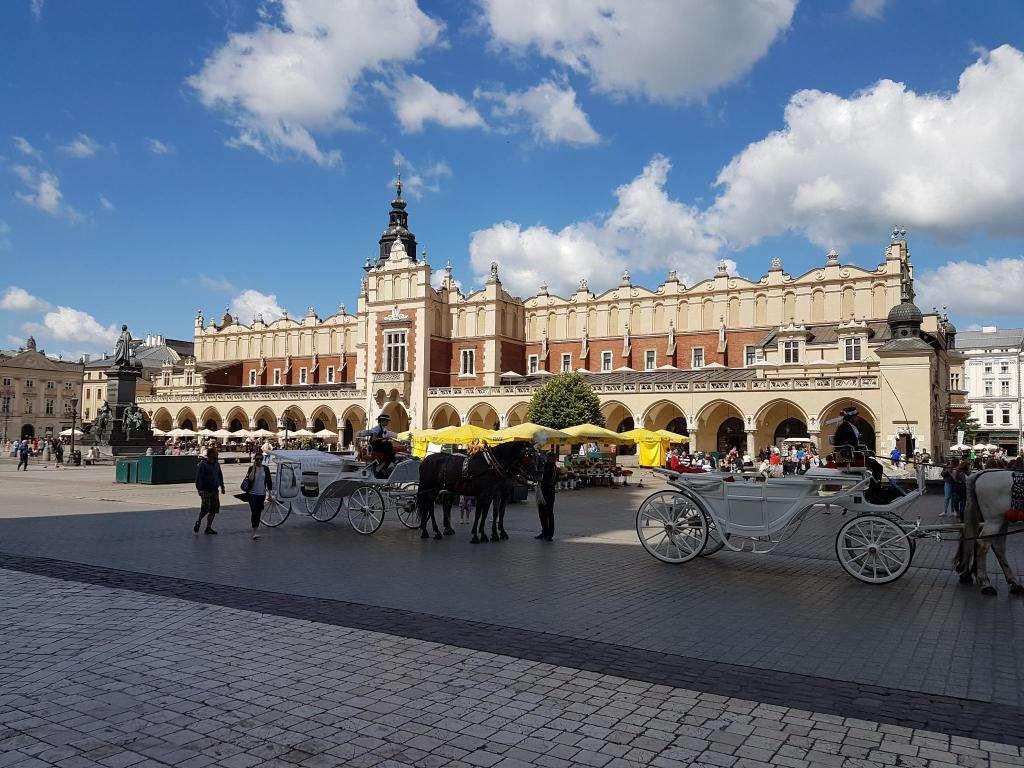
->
[230,428,251,438]
[983,443,999,451]
[950,443,969,451]
[250,428,277,439]
[212,429,234,439]
[290,428,315,438]
[314,429,338,440]
[500,371,524,380]
[151,427,167,437]
[198,428,215,437]
[972,442,988,450]
[175,428,197,438]
[60,427,84,436]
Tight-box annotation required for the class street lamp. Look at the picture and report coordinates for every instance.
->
[1,384,12,444]
[66,395,79,464]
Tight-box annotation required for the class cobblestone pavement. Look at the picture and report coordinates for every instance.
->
[2,568,1022,768]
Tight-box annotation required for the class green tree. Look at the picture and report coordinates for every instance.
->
[527,372,604,430]
[952,415,981,443]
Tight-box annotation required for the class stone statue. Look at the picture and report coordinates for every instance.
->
[112,325,133,367]
[93,402,113,444]
[122,402,148,438]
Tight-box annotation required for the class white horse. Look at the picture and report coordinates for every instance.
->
[953,469,1024,596]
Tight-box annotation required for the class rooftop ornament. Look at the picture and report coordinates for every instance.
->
[769,256,783,271]
[825,249,840,266]
[891,226,908,242]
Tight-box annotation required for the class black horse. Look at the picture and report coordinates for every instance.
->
[416,441,536,542]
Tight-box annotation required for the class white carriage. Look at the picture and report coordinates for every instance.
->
[636,462,935,584]
[260,450,421,534]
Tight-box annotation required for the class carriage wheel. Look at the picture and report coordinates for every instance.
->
[636,490,709,564]
[347,487,386,535]
[395,493,420,529]
[310,496,343,523]
[701,517,726,556]
[261,498,292,527]
[835,514,914,584]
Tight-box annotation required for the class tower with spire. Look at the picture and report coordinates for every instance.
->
[377,170,417,265]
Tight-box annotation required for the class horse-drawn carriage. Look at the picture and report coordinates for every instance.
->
[260,450,421,534]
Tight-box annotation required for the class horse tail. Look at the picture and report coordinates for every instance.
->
[953,472,982,579]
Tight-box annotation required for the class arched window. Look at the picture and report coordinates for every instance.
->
[755,294,767,325]
[702,299,714,329]
[842,286,855,319]
[872,284,886,318]
[783,292,796,323]
[728,296,740,327]
[811,289,825,322]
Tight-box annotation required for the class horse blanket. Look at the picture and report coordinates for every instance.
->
[1009,471,1024,522]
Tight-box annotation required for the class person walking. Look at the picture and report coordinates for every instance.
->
[890,444,902,467]
[16,440,29,471]
[535,449,558,541]
[193,447,225,535]
[241,452,273,540]
[952,460,969,522]
[941,461,956,518]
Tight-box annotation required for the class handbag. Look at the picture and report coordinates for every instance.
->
[240,466,254,494]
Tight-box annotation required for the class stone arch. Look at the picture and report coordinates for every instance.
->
[151,408,173,431]
[280,405,307,432]
[175,407,196,430]
[200,407,222,431]
[21,423,34,439]
[754,294,767,325]
[754,399,809,448]
[818,398,877,453]
[310,405,338,433]
[810,289,825,322]
[693,399,745,453]
[601,400,633,433]
[225,406,248,432]
[504,402,530,428]
[642,400,687,431]
[430,403,461,429]
[380,400,410,432]
[252,406,276,432]
[466,402,499,430]
[341,404,367,447]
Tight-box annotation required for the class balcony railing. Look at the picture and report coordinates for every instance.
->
[139,387,367,404]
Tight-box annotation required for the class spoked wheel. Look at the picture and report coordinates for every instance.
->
[346,487,386,535]
[702,517,726,556]
[310,496,343,523]
[261,497,292,527]
[636,490,709,564]
[394,490,420,529]
[836,514,915,584]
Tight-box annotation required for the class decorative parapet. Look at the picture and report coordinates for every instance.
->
[426,376,878,398]
[138,388,367,404]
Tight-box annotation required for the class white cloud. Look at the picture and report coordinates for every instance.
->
[1,286,49,312]
[29,0,43,20]
[230,289,286,324]
[430,268,461,291]
[469,155,726,297]
[706,45,1024,250]
[850,0,885,19]
[25,306,118,349]
[60,133,101,158]
[99,195,115,211]
[481,80,599,146]
[916,257,1024,319]
[12,165,83,222]
[385,74,485,132]
[392,150,451,199]
[147,138,176,155]
[480,0,795,101]
[196,274,236,292]
[12,136,42,160]
[188,0,443,166]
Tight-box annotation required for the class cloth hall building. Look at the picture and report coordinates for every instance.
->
[139,186,960,457]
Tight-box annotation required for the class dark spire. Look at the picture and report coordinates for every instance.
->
[378,168,416,264]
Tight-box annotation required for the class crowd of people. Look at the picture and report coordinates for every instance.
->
[4,436,75,469]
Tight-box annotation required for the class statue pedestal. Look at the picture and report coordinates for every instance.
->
[100,363,162,456]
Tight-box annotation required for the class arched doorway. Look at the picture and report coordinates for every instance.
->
[151,408,172,431]
[466,403,499,430]
[21,423,34,439]
[341,405,367,447]
[310,406,338,434]
[504,402,529,428]
[200,408,222,431]
[773,417,809,444]
[717,417,744,454]
[253,406,276,432]
[175,407,196,430]
[667,416,688,435]
[695,400,744,454]
[430,403,461,430]
[819,400,877,453]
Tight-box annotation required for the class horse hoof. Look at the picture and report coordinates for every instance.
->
[1010,583,1024,596]
[500,531,509,540]
[420,531,430,540]
[470,535,479,544]
[981,585,998,596]
[958,573,974,585]
[434,533,444,540]
[443,527,456,536]
[479,533,489,542]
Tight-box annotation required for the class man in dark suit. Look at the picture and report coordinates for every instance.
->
[536,449,558,541]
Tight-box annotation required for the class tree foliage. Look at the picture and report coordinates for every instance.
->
[951,415,981,442]
[527,372,605,430]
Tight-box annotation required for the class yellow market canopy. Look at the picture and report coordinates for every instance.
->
[655,429,689,443]
[486,422,574,446]
[618,427,671,468]
[561,424,631,444]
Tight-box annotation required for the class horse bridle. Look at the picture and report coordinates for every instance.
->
[482,445,537,487]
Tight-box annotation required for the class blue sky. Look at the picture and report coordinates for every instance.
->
[2,0,1023,358]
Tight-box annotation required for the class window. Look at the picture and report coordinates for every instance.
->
[385,330,407,372]
[63,381,73,391]
[561,353,572,373]
[744,345,757,367]
[692,347,705,368]
[25,400,33,414]
[844,337,862,362]
[45,399,55,415]
[783,341,800,364]
[985,408,994,425]
[2,377,10,387]
[85,389,91,400]
[273,369,281,385]
[46,380,55,390]
[1001,380,1010,397]
[950,372,961,390]
[25,379,34,388]
[1,397,10,414]
[96,389,103,401]
[1000,363,1009,374]
[984,381,993,397]
[163,373,171,386]
[299,367,308,385]
[528,355,539,374]
[84,408,90,419]
[185,371,193,386]
[248,370,257,386]
[645,350,656,371]
[326,366,335,384]
[460,349,476,376]
[601,351,613,372]
[984,364,992,374]
[1002,408,1012,425]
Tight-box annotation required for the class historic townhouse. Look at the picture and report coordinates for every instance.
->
[1,336,85,441]
[139,184,960,457]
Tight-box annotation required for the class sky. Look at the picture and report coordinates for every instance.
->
[2,0,1024,359]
